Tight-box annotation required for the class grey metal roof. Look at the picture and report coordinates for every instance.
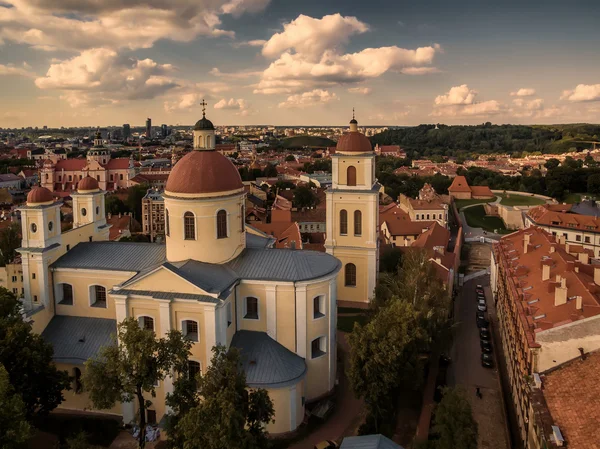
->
[246,232,275,249]
[226,248,340,282]
[109,289,218,304]
[42,316,116,364]
[51,242,166,272]
[230,331,306,388]
[164,261,238,296]
[340,435,403,449]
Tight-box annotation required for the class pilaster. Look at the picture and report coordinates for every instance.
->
[266,285,277,340]
[295,285,307,358]
[203,305,217,364]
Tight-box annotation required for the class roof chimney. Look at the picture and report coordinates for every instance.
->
[558,235,566,246]
[542,263,551,281]
[524,233,531,254]
[555,277,567,306]
[578,252,590,265]
[549,244,556,253]
[576,296,583,310]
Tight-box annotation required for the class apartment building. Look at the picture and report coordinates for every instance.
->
[141,189,165,242]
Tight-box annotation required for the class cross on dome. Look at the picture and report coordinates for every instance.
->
[200,99,208,117]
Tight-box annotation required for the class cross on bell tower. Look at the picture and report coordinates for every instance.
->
[200,99,207,117]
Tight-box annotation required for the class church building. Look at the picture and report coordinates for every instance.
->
[18,109,377,433]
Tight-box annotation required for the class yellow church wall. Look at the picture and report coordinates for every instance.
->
[172,303,207,367]
[275,286,297,353]
[164,192,246,264]
[53,270,133,319]
[331,198,377,249]
[264,379,305,434]
[236,283,267,333]
[29,304,55,334]
[337,158,367,186]
[333,249,371,304]
[224,297,236,347]
[130,300,162,334]
[62,221,107,249]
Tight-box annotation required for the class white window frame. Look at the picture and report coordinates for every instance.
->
[215,209,230,239]
[137,315,155,331]
[183,211,197,240]
[181,319,199,342]
[310,336,327,359]
[89,284,107,308]
[243,296,259,320]
[312,295,326,320]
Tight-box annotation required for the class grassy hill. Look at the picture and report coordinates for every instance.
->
[281,135,336,149]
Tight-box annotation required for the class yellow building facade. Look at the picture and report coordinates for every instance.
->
[325,117,379,304]
[18,111,340,435]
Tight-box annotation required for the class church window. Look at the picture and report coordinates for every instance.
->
[73,368,83,394]
[188,361,201,381]
[33,295,38,303]
[165,209,170,236]
[59,284,73,305]
[30,223,37,233]
[81,208,87,217]
[340,210,348,235]
[139,316,154,331]
[183,320,199,342]
[48,221,53,231]
[91,285,106,308]
[96,206,100,215]
[311,337,326,359]
[69,175,72,181]
[206,136,211,148]
[32,273,36,280]
[347,166,357,186]
[244,297,258,320]
[217,210,228,239]
[313,295,325,319]
[184,212,195,240]
[354,210,362,236]
[240,205,245,232]
[345,263,357,287]
[120,174,124,181]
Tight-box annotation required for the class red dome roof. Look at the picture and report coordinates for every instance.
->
[78,176,99,191]
[27,186,54,204]
[165,151,243,195]
[336,131,373,153]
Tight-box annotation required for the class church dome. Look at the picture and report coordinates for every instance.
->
[27,186,54,205]
[78,176,99,192]
[194,117,215,131]
[336,132,373,153]
[165,151,243,195]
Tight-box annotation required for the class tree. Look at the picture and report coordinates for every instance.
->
[285,155,295,162]
[544,158,560,169]
[0,289,70,419]
[84,318,192,448]
[588,173,600,195]
[0,223,21,267]
[0,364,32,449]
[175,346,275,449]
[379,247,403,273]
[432,386,478,449]
[293,185,318,208]
[126,184,149,222]
[105,196,129,216]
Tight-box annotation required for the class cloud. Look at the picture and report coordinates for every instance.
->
[561,84,600,102]
[278,89,338,108]
[254,13,440,94]
[510,88,536,97]
[35,48,178,107]
[163,82,232,113]
[0,63,35,77]
[213,97,254,116]
[0,0,271,52]
[434,85,477,106]
[400,66,440,75]
[348,87,372,95]
[234,39,267,48]
[209,67,261,79]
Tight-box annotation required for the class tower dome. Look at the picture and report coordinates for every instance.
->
[336,113,372,154]
[27,186,54,205]
[78,176,99,192]
[194,117,215,131]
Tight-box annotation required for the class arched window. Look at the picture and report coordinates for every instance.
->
[244,297,259,320]
[427,214,430,220]
[58,284,73,305]
[183,320,199,342]
[188,361,201,380]
[217,210,227,239]
[347,166,357,186]
[165,209,170,236]
[138,316,154,331]
[91,285,106,308]
[340,209,348,235]
[73,367,82,394]
[240,205,245,232]
[206,135,211,148]
[354,210,362,236]
[184,212,195,240]
[345,263,356,287]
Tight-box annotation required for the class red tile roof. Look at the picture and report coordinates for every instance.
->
[104,158,132,170]
[470,185,494,197]
[528,205,600,232]
[380,203,435,236]
[448,175,472,193]
[55,159,88,171]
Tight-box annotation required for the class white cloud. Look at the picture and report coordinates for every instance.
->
[348,87,372,95]
[278,89,338,108]
[213,98,254,116]
[510,88,536,97]
[434,85,477,106]
[254,14,440,94]
[561,84,600,102]
[35,48,178,107]
[209,67,261,79]
[0,63,34,77]
[234,39,267,48]
[400,66,440,75]
[163,82,232,113]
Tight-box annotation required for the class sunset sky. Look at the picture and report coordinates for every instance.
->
[1,0,600,127]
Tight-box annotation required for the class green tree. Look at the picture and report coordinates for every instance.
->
[0,364,32,449]
[126,184,149,222]
[0,289,70,419]
[83,318,192,448]
[285,155,296,162]
[588,173,600,195]
[379,247,403,273]
[65,431,103,449]
[0,223,21,267]
[432,386,478,449]
[105,196,129,216]
[175,346,275,449]
[293,186,318,208]
[544,158,560,169]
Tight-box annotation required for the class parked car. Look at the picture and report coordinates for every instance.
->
[476,310,486,321]
[481,353,494,368]
[476,285,484,294]
[477,301,487,312]
[481,339,493,353]
[477,318,490,328]
[315,441,338,449]
[480,328,491,339]
[476,292,486,300]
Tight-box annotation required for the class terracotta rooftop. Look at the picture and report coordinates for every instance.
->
[448,175,472,193]
[470,185,494,197]
[379,203,436,236]
[493,228,600,346]
[541,350,600,449]
[527,205,600,232]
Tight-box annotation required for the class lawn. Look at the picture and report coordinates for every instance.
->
[454,197,497,211]
[463,205,508,233]
[498,193,545,206]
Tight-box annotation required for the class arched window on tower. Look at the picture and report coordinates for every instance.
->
[165,209,170,237]
[340,209,348,235]
[206,135,211,148]
[217,210,228,239]
[345,263,357,287]
[184,212,195,240]
[354,210,362,236]
[347,166,357,186]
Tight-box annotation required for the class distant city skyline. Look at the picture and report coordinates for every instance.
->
[1,0,600,128]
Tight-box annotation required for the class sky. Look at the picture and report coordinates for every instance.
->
[1,0,600,128]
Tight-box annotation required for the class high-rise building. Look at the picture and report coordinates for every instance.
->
[122,124,131,141]
[145,117,152,138]
[161,124,168,138]
[142,188,165,242]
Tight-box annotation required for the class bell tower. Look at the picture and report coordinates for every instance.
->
[193,100,216,150]
[325,112,379,304]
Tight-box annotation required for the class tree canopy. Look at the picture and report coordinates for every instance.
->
[0,364,32,449]
[0,223,21,267]
[432,386,478,449]
[293,185,319,208]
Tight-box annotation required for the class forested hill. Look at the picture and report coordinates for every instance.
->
[370,123,600,157]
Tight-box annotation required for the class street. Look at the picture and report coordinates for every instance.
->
[448,274,510,449]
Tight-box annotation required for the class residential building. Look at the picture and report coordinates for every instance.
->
[141,189,165,242]
[374,144,406,158]
[491,227,600,447]
[123,124,131,141]
[398,183,449,229]
[380,203,436,246]
[146,118,152,138]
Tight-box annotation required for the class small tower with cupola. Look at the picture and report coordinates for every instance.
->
[325,111,379,304]
[193,100,216,150]
[71,176,108,237]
